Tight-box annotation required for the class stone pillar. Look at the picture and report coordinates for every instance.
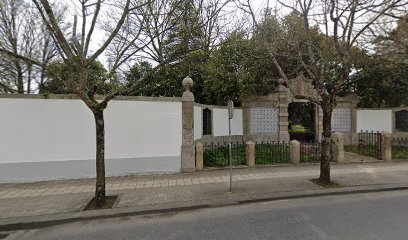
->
[195,142,204,171]
[332,132,345,163]
[246,141,255,168]
[181,76,196,172]
[290,140,300,164]
[278,85,290,142]
[380,132,392,161]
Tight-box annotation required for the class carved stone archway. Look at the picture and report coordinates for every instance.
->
[242,74,359,145]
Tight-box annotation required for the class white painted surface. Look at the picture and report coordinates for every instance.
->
[0,98,95,163]
[357,110,393,132]
[0,98,182,166]
[213,108,243,136]
[194,106,202,140]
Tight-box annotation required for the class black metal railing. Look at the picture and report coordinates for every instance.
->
[392,138,408,160]
[203,142,246,167]
[358,130,381,159]
[255,141,290,164]
[300,141,321,163]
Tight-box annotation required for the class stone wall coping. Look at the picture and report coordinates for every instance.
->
[193,102,242,110]
[357,107,408,111]
[0,94,182,102]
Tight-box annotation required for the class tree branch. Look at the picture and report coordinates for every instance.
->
[89,0,131,63]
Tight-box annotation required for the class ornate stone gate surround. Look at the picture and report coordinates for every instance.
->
[242,75,359,145]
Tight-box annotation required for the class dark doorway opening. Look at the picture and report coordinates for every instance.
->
[288,102,316,142]
[203,108,212,135]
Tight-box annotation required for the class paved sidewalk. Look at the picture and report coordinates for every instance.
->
[1,161,405,198]
[1,161,408,230]
[345,152,382,163]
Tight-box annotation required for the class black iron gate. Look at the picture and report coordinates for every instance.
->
[358,131,381,159]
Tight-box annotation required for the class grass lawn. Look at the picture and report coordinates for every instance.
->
[344,145,408,160]
[344,145,359,153]
[289,124,307,133]
[344,145,378,158]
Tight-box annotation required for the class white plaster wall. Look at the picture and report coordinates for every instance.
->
[194,106,202,140]
[357,110,393,132]
[105,100,182,159]
[213,108,243,136]
[0,98,95,163]
[0,98,182,164]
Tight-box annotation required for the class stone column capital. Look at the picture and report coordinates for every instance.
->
[246,141,255,146]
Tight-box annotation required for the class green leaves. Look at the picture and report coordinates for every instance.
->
[349,55,408,107]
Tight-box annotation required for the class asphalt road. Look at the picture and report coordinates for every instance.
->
[4,190,408,240]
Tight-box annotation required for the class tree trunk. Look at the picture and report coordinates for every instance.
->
[15,61,24,94]
[319,102,332,184]
[93,108,106,207]
[27,65,32,94]
[39,63,47,94]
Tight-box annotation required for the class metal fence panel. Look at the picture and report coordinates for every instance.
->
[203,142,246,167]
[300,141,321,163]
[358,131,381,159]
[392,138,408,160]
[255,141,290,164]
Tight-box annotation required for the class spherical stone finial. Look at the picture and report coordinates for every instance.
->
[182,76,193,91]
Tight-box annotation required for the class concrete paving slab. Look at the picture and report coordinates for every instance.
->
[0,193,91,219]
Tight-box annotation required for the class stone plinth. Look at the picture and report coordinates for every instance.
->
[246,141,255,168]
[332,132,345,163]
[290,140,300,164]
[380,132,392,161]
[195,143,204,171]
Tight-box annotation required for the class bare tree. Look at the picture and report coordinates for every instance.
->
[129,0,181,65]
[1,0,159,207]
[0,0,26,93]
[7,0,218,207]
[130,0,232,66]
[0,0,67,93]
[0,0,233,207]
[241,0,407,183]
[373,15,408,56]
[198,0,232,53]
[34,0,146,207]
[36,4,68,92]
